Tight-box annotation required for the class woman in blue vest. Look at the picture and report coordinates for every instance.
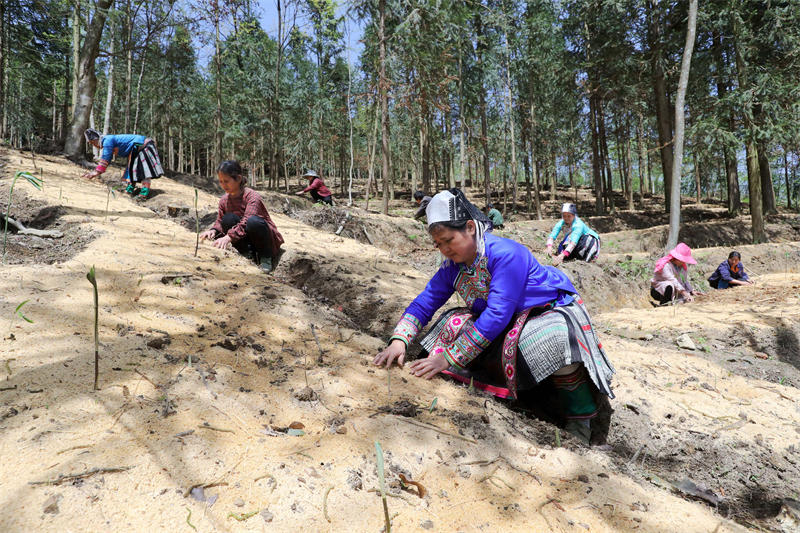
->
[373,189,614,444]
[81,129,164,199]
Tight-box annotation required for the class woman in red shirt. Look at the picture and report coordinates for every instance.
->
[200,161,285,272]
[295,169,333,205]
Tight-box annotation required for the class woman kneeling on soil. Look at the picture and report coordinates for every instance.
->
[373,189,615,443]
[200,161,284,273]
[708,251,752,289]
[546,203,600,265]
[650,243,703,304]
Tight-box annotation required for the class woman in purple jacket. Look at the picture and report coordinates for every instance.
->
[708,251,752,289]
[373,189,614,443]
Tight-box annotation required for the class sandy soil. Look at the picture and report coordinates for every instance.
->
[1,149,798,532]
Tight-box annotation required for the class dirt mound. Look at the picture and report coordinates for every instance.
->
[282,253,406,338]
[0,186,99,265]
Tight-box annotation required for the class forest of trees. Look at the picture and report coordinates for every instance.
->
[2,0,799,242]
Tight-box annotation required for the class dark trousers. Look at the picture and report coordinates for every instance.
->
[221,214,275,261]
[709,278,731,289]
[557,234,599,262]
[650,286,674,305]
[311,190,333,204]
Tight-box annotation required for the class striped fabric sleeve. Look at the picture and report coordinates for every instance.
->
[95,159,110,172]
[442,324,491,369]
[389,313,422,347]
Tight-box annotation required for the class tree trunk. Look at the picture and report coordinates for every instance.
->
[648,0,674,212]
[0,0,5,140]
[636,112,647,201]
[123,0,132,131]
[64,0,114,160]
[625,120,634,209]
[503,32,518,213]
[378,0,390,215]
[102,19,115,135]
[132,47,146,133]
[665,0,697,250]
[213,2,223,165]
[597,99,614,212]
[526,98,543,219]
[71,0,81,116]
[589,94,604,214]
[784,149,791,210]
[475,13,491,206]
[756,135,776,215]
[458,51,466,189]
[694,152,701,204]
[732,10,766,243]
[365,106,378,210]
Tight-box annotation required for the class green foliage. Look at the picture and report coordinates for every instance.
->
[374,440,391,533]
[14,300,33,324]
[87,265,100,391]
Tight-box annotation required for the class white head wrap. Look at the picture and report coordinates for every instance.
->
[426,188,492,265]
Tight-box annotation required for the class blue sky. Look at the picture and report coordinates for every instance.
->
[195,1,365,66]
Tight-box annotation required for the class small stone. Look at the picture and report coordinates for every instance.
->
[336,425,347,434]
[420,519,434,530]
[754,352,769,360]
[234,497,245,507]
[675,334,696,351]
[260,509,274,523]
[293,387,317,401]
[43,494,61,515]
[346,470,363,491]
[577,474,589,483]
[146,335,171,350]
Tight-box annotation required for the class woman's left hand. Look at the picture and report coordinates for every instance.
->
[408,351,450,380]
[213,235,232,250]
[552,254,564,266]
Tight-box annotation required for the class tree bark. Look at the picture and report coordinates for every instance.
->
[475,13,491,206]
[589,93,604,214]
[527,96,542,219]
[64,0,115,160]
[213,0,223,165]
[71,0,81,116]
[102,19,115,135]
[648,0,674,212]
[732,9,766,243]
[665,0,697,250]
[0,0,5,140]
[378,0,391,215]
[756,135,776,215]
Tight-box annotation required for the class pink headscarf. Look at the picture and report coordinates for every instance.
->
[654,242,697,273]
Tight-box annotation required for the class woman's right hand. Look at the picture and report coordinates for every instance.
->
[373,339,407,368]
[545,245,553,257]
[199,229,216,241]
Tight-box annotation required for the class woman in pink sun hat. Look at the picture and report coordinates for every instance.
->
[650,242,704,305]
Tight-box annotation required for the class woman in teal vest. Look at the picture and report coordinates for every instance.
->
[546,203,600,265]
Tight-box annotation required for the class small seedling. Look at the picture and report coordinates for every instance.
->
[14,300,33,324]
[555,428,561,447]
[87,266,100,390]
[105,184,117,222]
[3,171,43,263]
[375,441,391,533]
[429,397,438,413]
[194,188,200,257]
